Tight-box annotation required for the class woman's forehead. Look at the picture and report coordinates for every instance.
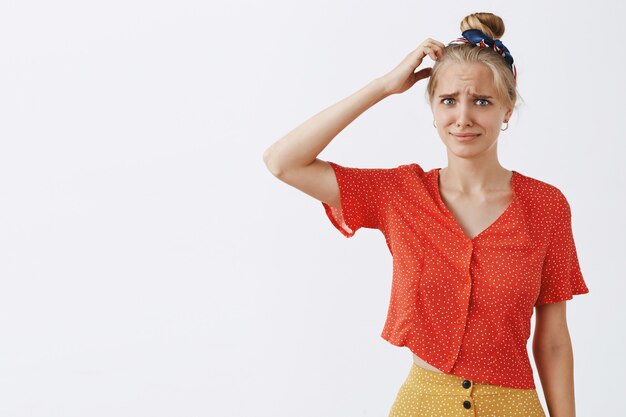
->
[435,63,496,94]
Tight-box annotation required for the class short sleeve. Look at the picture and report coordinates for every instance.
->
[535,191,590,306]
[321,161,396,238]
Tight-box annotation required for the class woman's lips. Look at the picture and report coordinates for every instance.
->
[452,133,480,142]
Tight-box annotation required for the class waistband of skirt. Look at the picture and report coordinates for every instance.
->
[407,363,538,396]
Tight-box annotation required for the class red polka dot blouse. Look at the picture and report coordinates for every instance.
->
[321,161,589,390]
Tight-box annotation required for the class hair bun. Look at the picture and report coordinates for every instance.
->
[460,12,505,40]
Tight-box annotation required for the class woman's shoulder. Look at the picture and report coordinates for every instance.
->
[513,170,570,214]
[515,170,565,196]
[394,162,435,179]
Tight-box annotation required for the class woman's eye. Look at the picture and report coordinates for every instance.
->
[440,98,490,106]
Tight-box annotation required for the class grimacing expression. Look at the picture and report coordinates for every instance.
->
[431,62,512,158]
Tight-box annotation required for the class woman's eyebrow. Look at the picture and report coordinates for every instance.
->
[438,92,493,98]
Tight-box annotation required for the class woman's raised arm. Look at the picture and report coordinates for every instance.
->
[262,39,444,208]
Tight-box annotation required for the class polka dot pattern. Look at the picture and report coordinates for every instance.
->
[387,363,546,416]
[321,161,590,389]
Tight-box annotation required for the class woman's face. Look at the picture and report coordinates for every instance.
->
[431,62,512,158]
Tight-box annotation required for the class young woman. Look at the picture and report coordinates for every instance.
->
[263,12,589,417]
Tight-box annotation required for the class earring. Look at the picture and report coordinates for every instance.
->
[501,121,509,131]
[433,120,437,128]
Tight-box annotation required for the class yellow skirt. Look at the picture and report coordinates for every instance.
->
[388,363,546,417]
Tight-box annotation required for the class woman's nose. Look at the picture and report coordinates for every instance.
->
[456,104,473,126]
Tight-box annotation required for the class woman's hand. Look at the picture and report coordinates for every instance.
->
[380,38,446,95]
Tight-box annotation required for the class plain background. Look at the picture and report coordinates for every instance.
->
[1,0,624,416]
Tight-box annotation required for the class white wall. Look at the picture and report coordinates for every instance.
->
[0,0,623,416]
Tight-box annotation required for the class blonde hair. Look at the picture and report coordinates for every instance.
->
[426,12,520,112]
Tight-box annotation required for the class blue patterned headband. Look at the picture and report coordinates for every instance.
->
[447,29,517,80]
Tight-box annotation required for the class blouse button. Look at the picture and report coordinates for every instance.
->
[463,400,472,409]
[462,379,471,389]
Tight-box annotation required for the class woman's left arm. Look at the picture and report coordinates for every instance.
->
[533,300,576,417]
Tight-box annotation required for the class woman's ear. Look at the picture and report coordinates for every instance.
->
[504,108,513,122]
